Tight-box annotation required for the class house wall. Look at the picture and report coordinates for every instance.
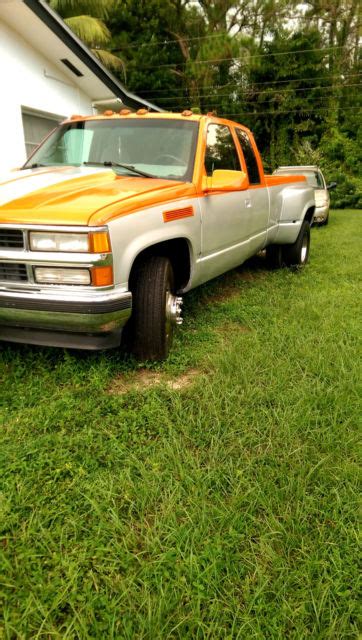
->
[0,20,95,173]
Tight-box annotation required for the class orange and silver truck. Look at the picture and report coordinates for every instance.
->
[0,111,315,360]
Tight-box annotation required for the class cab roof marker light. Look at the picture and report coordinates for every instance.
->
[137,108,148,115]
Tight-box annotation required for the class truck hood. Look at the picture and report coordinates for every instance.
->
[0,166,197,226]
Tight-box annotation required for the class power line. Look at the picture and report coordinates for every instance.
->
[132,45,350,71]
[136,73,361,95]
[141,82,361,103]
[167,95,362,109]
[220,106,362,117]
[167,102,362,113]
[111,14,362,51]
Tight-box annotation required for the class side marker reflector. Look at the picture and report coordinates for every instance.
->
[163,206,194,223]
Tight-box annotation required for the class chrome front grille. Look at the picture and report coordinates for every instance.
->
[0,229,24,249]
[0,263,28,282]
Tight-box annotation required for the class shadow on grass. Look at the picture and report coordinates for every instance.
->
[0,253,270,374]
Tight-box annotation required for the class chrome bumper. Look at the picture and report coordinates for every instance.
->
[314,205,329,222]
[0,288,132,348]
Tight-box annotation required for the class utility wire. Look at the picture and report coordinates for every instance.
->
[137,73,361,95]
[141,82,361,103]
[168,103,362,113]
[129,45,351,71]
[219,106,362,117]
[152,88,362,108]
[111,15,362,50]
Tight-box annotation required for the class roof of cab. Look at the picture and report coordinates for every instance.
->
[62,111,252,134]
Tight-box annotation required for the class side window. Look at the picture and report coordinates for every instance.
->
[205,124,241,176]
[235,129,261,184]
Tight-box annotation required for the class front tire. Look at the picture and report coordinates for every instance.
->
[129,256,181,361]
[283,219,310,267]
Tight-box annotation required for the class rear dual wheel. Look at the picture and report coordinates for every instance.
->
[266,220,311,269]
[283,220,310,267]
[127,256,183,361]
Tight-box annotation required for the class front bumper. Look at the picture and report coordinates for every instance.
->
[313,204,329,223]
[0,288,132,349]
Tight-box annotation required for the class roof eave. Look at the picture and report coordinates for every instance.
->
[23,0,163,113]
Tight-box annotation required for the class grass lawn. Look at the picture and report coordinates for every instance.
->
[0,210,360,639]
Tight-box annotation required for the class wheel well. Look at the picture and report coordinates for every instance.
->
[129,239,191,292]
[304,207,315,225]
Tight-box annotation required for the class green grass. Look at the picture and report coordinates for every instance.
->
[0,210,361,639]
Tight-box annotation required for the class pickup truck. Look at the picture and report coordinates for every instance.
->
[0,111,315,360]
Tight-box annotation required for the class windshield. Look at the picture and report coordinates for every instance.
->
[24,118,199,182]
[302,171,325,189]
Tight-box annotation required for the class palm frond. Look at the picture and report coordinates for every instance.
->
[92,49,127,78]
[64,15,111,46]
[50,0,116,20]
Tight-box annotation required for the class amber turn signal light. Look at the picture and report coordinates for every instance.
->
[91,266,113,286]
[89,231,111,253]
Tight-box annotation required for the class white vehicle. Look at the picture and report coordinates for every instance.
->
[273,165,337,225]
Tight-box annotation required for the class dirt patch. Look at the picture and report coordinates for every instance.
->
[108,367,201,395]
[166,369,200,390]
[214,321,252,337]
[203,269,266,304]
[205,283,242,303]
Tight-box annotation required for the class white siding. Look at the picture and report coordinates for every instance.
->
[0,20,95,173]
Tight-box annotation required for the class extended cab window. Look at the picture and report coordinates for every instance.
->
[235,129,261,184]
[205,124,241,176]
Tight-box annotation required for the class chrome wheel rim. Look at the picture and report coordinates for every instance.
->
[165,291,183,341]
[301,234,309,263]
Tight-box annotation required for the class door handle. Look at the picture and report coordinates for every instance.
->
[245,198,252,208]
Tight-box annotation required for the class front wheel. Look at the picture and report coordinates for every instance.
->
[128,256,182,361]
[283,220,310,268]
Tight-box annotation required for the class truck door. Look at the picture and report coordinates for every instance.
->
[199,123,252,281]
[234,129,270,254]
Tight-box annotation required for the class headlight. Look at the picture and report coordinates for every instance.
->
[34,267,91,285]
[29,231,111,253]
[30,232,89,252]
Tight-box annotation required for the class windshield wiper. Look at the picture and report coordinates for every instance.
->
[83,161,155,178]
[24,163,48,169]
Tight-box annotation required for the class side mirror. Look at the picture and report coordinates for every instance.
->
[203,169,249,193]
[327,182,337,190]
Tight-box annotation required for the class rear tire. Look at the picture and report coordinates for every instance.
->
[265,244,283,269]
[128,256,180,361]
[283,219,310,267]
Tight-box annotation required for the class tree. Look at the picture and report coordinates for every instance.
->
[48,0,124,71]
[52,0,360,207]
